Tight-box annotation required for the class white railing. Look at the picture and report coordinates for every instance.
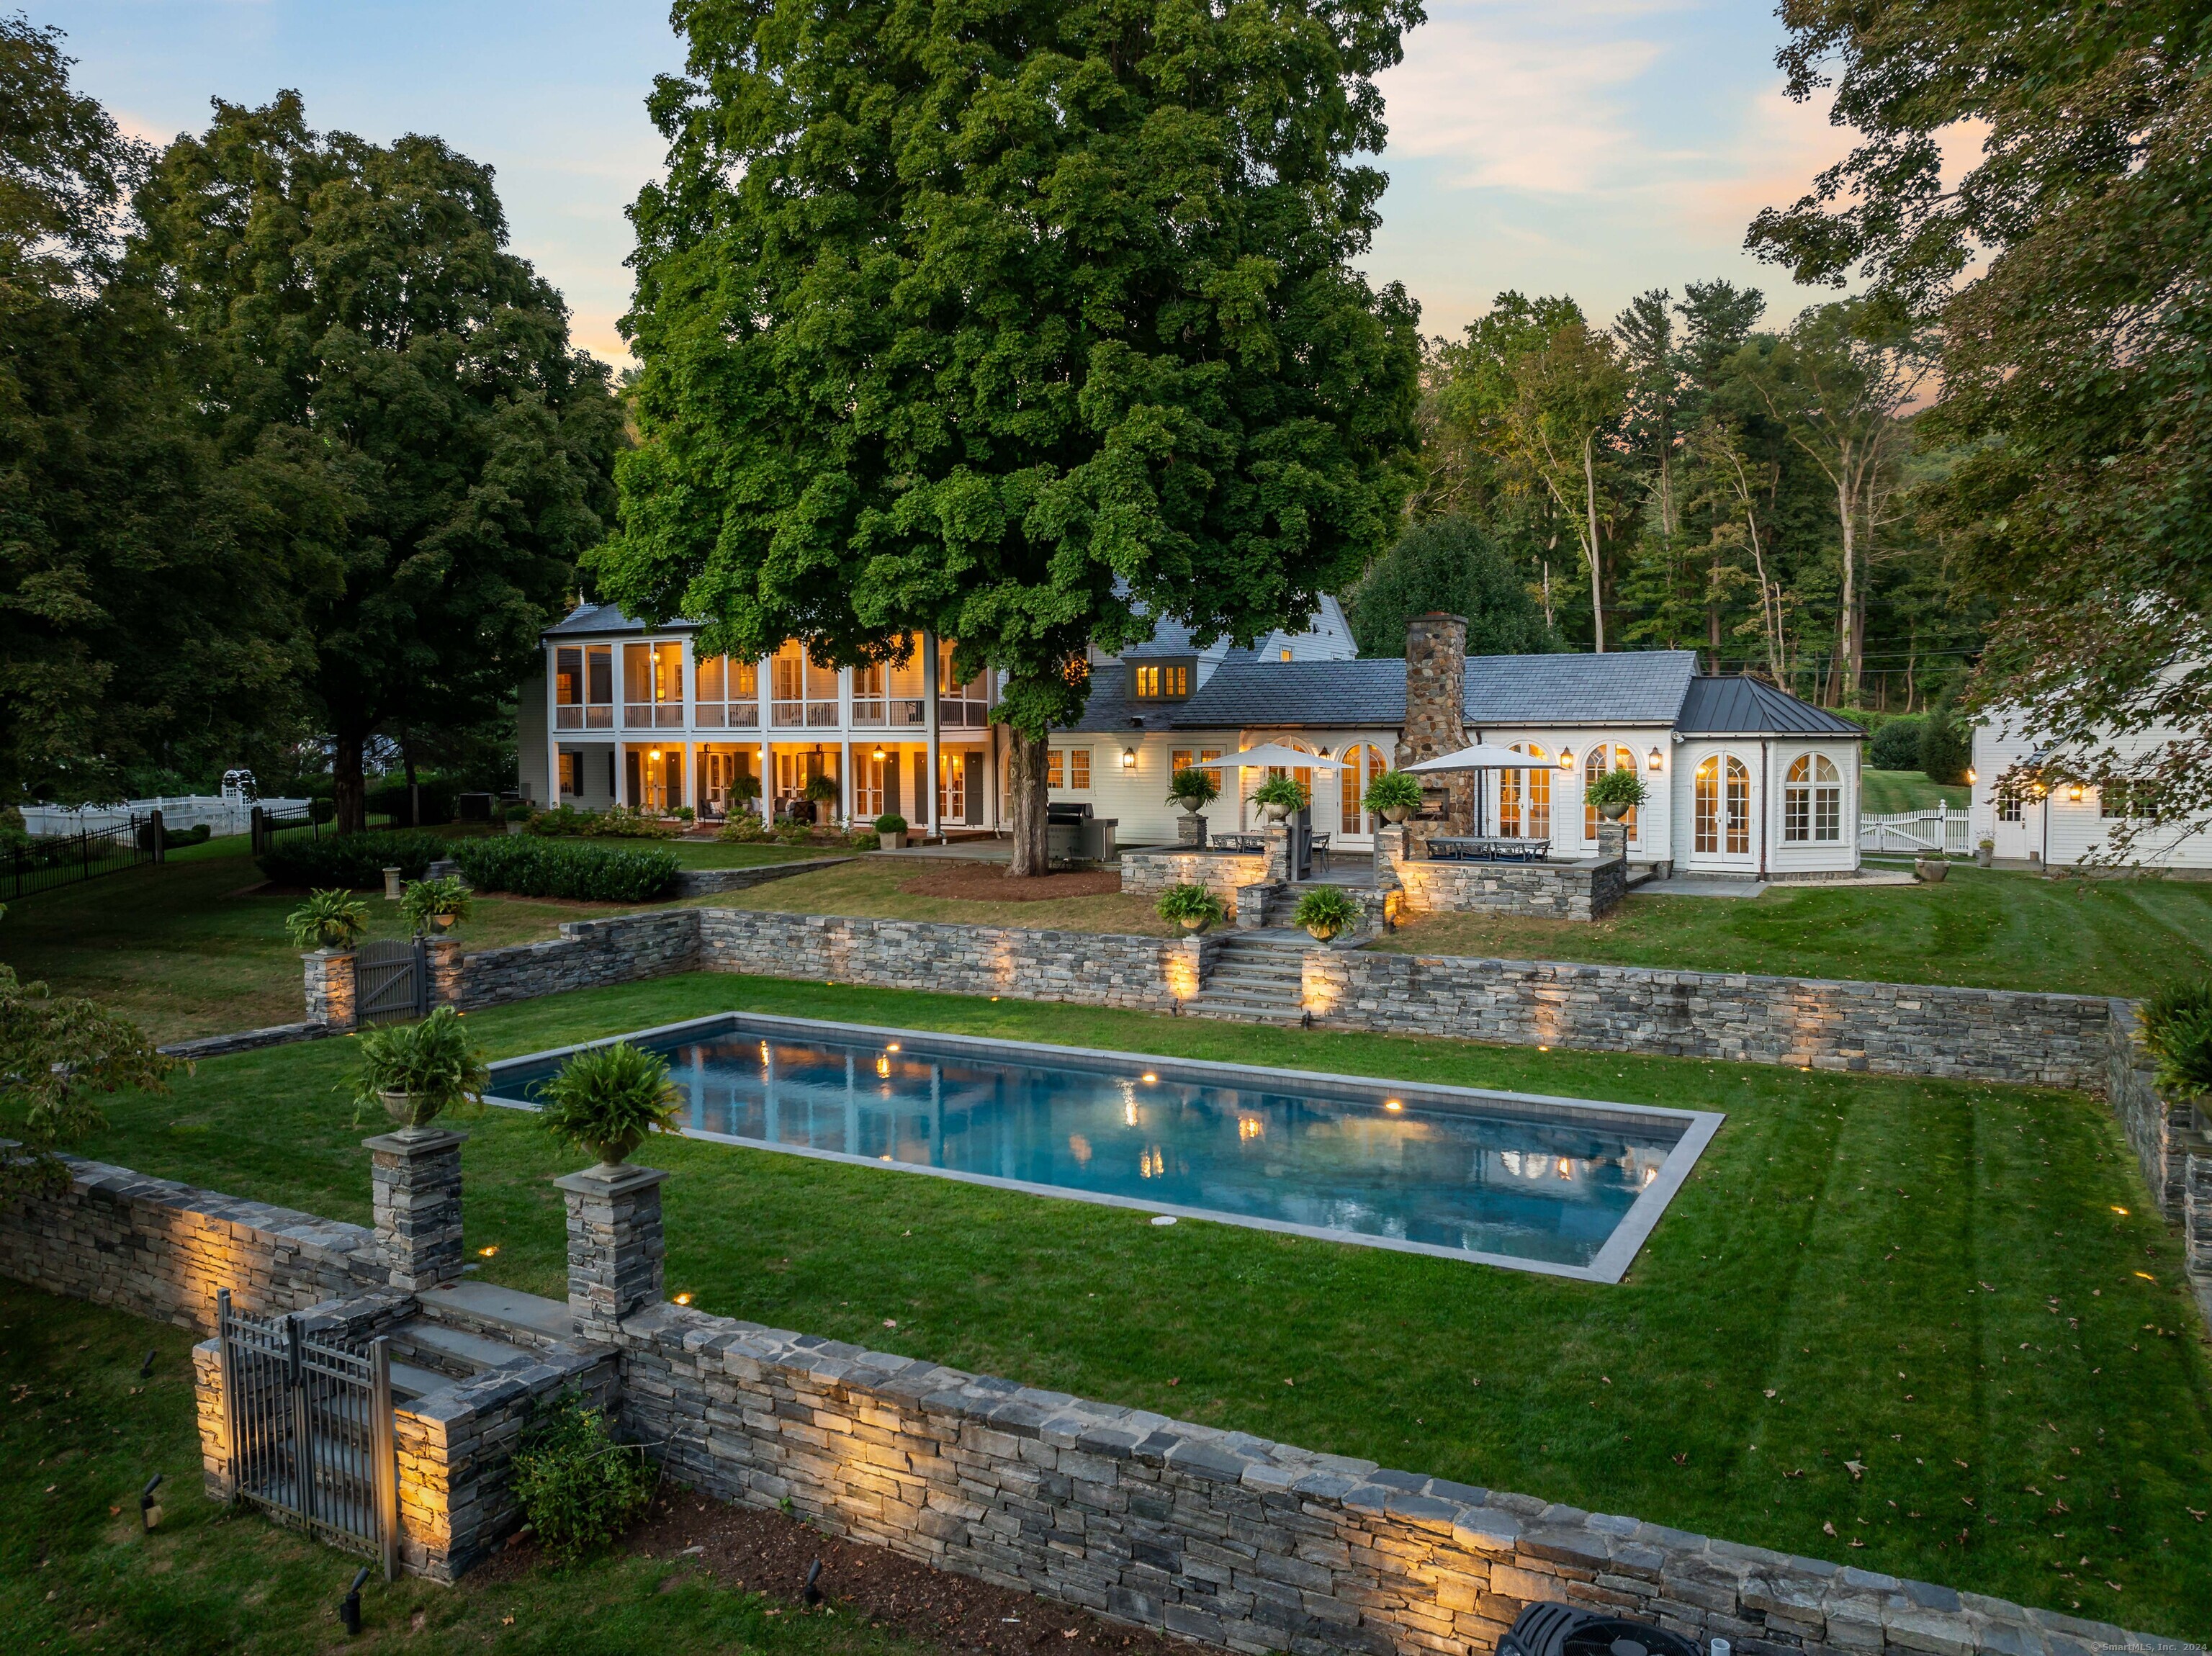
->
[21,795,311,839]
[1860,806,1972,856]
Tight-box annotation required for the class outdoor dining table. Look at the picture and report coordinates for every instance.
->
[1426,837,1550,863]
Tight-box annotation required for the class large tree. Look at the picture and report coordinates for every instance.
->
[594,0,1424,873]
[0,21,318,806]
[132,96,624,832]
[1345,516,1552,660]
[1749,0,2212,845]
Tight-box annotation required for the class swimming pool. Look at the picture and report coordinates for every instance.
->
[487,1014,1722,1281]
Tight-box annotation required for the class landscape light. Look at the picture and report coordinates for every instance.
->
[140,1472,163,1532]
[674,1292,693,1306]
[1383,1099,1403,1112]
[477,1245,498,1258]
[340,1565,370,1636]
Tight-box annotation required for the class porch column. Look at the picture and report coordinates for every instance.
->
[842,739,855,828]
[544,640,560,809]
[922,631,942,840]
[757,654,774,824]
[614,741,629,809]
[555,1163,670,1340]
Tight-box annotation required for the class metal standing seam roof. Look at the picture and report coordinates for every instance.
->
[1675,676,1868,737]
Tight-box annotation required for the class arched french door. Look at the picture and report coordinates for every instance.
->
[1583,744,1640,846]
[1499,743,1551,842]
[1336,743,1389,841]
[1691,752,1753,865]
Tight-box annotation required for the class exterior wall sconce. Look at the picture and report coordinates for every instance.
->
[1964,768,1977,784]
[1556,747,1575,770]
[1647,747,1663,770]
[1120,747,1138,769]
[2067,783,2083,802]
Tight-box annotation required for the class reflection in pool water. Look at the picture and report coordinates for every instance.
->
[495,1024,1692,1269]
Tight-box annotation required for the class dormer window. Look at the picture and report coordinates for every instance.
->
[1131,660,1192,699]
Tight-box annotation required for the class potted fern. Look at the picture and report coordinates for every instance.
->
[400,874,472,934]
[875,812,909,851]
[1583,766,1646,821]
[804,774,842,824]
[1166,768,1220,816]
[1292,885,1361,943]
[1155,883,1227,934]
[1362,770,1424,824]
[1249,774,1308,823]
[537,1041,684,1167]
[286,889,370,953]
[351,1007,489,1133]
[2141,978,2212,1102]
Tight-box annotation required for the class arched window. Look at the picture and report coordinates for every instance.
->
[1694,754,1751,855]
[1584,744,1638,841]
[1784,752,1842,842]
[1338,744,1388,835]
[1501,743,1550,839]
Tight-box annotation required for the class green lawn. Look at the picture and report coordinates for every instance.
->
[721,857,1173,935]
[0,1278,961,1656]
[662,837,851,870]
[1378,865,2212,999]
[66,973,2212,1639]
[1862,769,1971,814]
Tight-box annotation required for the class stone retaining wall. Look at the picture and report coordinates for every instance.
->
[1393,857,1624,922]
[1120,850,1273,921]
[612,1300,2181,1656]
[2103,1004,2212,1321]
[448,909,703,1011]
[1302,953,2111,1090]
[700,909,1205,1009]
[670,855,850,899]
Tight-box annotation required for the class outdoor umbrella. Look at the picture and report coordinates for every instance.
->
[1224,743,1347,770]
[1402,744,1539,837]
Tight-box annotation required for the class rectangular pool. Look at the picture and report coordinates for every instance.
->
[487,1014,1722,1281]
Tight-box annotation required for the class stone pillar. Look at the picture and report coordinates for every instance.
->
[424,935,465,1009]
[1396,613,1473,833]
[1596,821,1629,864]
[1262,820,1292,884]
[304,948,358,1030]
[555,1164,670,1339]
[1177,812,1207,847]
[1372,825,1408,894]
[364,1128,469,1291]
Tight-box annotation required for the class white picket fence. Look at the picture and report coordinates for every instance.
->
[19,794,311,840]
[1860,806,1972,856]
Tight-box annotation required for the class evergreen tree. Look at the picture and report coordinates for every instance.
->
[1346,517,1554,660]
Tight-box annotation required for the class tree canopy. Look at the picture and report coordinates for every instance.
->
[1346,516,1554,660]
[593,0,1424,870]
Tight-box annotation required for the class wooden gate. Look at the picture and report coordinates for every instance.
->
[356,937,427,1023]
[217,1290,398,1579]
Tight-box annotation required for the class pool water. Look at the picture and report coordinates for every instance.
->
[491,1019,1709,1274]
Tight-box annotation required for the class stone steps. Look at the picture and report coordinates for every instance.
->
[1187,932,1315,1022]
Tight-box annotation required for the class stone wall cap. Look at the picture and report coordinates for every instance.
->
[1521,1525,1613,1569]
[361,1128,469,1156]
[1382,1491,1461,1531]
[1422,1477,1489,1506]
[552,1163,672,1197]
[1449,1509,1522,1552]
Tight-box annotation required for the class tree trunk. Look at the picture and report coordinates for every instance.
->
[1007,731,1051,878]
[1835,466,1859,706]
[1583,432,1606,652]
[333,730,368,835]
[402,730,420,829]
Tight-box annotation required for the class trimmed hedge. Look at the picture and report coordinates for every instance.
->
[1868,717,1925,770]
[257,830,448,888]
[449,837,678,904]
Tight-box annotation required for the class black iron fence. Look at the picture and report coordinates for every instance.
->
[5,814,156,902]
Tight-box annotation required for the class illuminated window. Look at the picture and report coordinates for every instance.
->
[558,752,581,796]
[1048,750,1063,789]
[1133,662,1190,698]
[1694,754,1750,854]
[1069,748,1091,790]
[1784,752,1841,842]
[1280,648,1292,662]
[1500,744,1550,839]
[1338,744,1388,834]
[1583,744,1639,841]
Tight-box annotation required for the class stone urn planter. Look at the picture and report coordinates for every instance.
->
[1259,800,1291,823]
[379,1090,444,1133]
[1975,842,1995,868]
[1381,805,1412,824]
[585,1128,647,1169]
[1915,858,1949,883]
[1178,914,1212,935]
[878,831,907,850]
[1596,799,1633,822]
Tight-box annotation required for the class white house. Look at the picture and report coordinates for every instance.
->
[1970,721,2212,870]
[1051,605,1867,880]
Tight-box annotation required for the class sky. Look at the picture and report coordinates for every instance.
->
[52,0,1854,369]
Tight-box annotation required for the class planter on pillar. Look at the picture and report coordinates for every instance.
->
[304,948,359,1030]
[1262,821,1292,884]
[1176,813,1207,847]
[554,1164,670,1340]
[1596,822,1629,864]
[364,1128,468,1291]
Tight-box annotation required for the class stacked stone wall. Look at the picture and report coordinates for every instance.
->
[611,1302,2176,1656]
[2103,1002,2212,1321]
[1120,850,1274,921]
[1394,858,1620,922]
[449,909,703,1009]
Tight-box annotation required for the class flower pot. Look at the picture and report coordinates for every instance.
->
[1381,805,1412,824]
[1975,845,1994,868]
[430,912,458,931]
[878,832,906,851]
[1259,801,1290,823]
[1596,799,1632,822]
[586,1130,644,1169]
[1179,915,1211,934]
[379,1089,442,1131]
[1915,858,1949,883]
[506,819,526,835]
[1305,924,1340,943]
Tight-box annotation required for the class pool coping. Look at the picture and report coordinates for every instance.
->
[485,1010,1725,1284]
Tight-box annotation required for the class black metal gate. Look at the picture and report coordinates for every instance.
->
[356,937,428,1023]
[217,1290,398,1578]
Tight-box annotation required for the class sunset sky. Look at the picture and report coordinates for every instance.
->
[58,0,1855,367]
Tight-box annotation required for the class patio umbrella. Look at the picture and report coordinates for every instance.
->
[1402,744,1540,837]
[1223,743,1347,770]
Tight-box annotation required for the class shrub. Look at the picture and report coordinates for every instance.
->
[1362,770,1424,816]
[350,1007,488,1129]
[671,806,696,822]
[449,837,678,904]
[399,875,472,932]
[1917,711,1972,786]
[1166,768,1220,810]
[310,797,338,825]
[582,805,680,840]
[873,813,908,834]
[364,776,460,825]
[1154,883,1227,930]
[1249,773,1308,812]
[510,1393,656,1565]
[258,830,447,888]
[1583,767,1647,809]
[1869,717,1926,770]
[284,889,370,951]
[527,804,594,837]
[2142,979,2212,1099]
[773,819,813,845]
[503,802,534,823]
[172,822,212,846]
[536,1040,683,1166]
[1292,885,1362,940]
[845,827,878,849]
[717,816,770,843]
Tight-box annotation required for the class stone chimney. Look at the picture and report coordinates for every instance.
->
[1397,613,1473,832]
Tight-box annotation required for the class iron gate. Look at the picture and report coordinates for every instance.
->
[356,937,428,1023]
[217,1290,398,1578]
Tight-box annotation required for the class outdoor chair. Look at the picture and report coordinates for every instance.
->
[1308,832,1331,873]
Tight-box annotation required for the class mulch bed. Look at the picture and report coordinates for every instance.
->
[480,1487,1186,1656]
[896,865,1123,902]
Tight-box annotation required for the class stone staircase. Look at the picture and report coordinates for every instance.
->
[384,1279,577,1402]
[1186,930,1315,1023]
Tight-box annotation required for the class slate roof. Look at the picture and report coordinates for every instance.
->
[1160,660,1409,730]
[1463,651,1696,726]
[1676,675,1867,737]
